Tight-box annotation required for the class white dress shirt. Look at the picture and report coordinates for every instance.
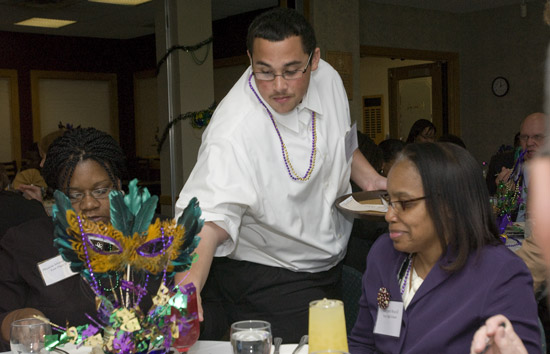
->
[175,59,353,272]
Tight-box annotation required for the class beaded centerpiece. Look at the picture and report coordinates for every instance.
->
[41,179,202,353]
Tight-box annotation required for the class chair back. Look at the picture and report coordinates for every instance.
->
[0,160,17,182]
[341,265,363,334]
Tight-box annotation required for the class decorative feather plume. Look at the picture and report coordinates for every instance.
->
[172,197,203,271]
[51,190,86,274]
[109,190,133,236]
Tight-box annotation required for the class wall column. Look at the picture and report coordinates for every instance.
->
[155,0,214,216]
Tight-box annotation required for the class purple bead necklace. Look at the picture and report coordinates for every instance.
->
[77,215,101,296]
[400,255,413,296]
[248,73,317,181]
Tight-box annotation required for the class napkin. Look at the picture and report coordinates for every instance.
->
[273,343,308,354]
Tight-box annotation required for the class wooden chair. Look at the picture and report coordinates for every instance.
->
[0,160,18,181]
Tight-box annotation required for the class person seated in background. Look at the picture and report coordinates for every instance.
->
[0,165,46,240]
[0,127,128,350]
[14,127,66,203]
[494,112,546,221]
[485,132,520,195]
[438,133,466,149]
[378,138,404,177]
[348,142,541,353]
[405,119,436,143]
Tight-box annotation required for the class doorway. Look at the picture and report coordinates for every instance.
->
[388,62,444,140]
[360,46,460,141]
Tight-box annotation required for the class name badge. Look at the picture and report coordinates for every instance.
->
[37,255,78,286]
[345,122,358,162]
[373,301,403,337]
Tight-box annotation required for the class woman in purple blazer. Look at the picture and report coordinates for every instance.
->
[348,142,541,354]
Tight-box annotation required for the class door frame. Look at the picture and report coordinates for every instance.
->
[360,45,460,136]
[389,62,443,140]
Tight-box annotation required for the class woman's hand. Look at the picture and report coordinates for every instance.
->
[495,167,512,186]
[470,315,527,354]
[16,184,43,203]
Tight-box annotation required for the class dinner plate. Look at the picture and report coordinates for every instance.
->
[335,190,387,220]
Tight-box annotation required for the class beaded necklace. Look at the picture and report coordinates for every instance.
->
[77,215,101,296]
[400,255,413,296]
[248,73,317,181]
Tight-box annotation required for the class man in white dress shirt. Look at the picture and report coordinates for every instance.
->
[175,7,386,342]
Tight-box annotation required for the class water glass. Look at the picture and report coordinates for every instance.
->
[10,318,52,354]
[230,320,272,354]
[308,299,348,353]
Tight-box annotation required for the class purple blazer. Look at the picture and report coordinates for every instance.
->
[348,235,541,354]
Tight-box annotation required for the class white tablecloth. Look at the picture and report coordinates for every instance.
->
[1,341,308,354]
[186,341,308,354]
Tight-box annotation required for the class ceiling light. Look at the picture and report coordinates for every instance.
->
[88,0,152,5]
[15,18,76,29]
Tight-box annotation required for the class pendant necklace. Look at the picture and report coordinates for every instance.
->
[248,73,317,181]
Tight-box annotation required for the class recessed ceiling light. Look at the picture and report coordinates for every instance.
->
[15,18,76,29]
[88,0,152,5]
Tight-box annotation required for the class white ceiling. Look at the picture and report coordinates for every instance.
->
[0,0,537,40]
[0,0,278,39]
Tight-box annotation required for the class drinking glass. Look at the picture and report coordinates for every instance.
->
[230,320,272,354]
[10,318,52,354]
[172,284,200,352]
[308,299,348,353]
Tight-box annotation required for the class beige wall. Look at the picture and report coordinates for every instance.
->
[360,1,550,164]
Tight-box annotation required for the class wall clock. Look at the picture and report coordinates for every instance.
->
[492,76,509,97]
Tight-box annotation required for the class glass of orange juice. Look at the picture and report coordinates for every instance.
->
[308,298,348,353]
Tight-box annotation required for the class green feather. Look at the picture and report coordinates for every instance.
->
[124,179,152,216]
[110,191,133,236]
[52,190,73,231]
[132,195,158,235]
[177,197,204,249]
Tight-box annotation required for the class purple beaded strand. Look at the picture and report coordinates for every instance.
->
[400,256,413,296]
[248,74,317,181]
[77,215,101,296]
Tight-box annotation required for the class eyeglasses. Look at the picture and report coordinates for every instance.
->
[253,52,313,81]
[68,186,112,204]
[519,134,545,143]
[380,193,428,213]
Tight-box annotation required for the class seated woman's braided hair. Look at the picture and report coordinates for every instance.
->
[41,127,127,195]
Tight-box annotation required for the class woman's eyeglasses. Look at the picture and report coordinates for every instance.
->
[69,187,112,204]
[380,193,428,213]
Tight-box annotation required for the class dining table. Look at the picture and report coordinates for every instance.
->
[0,340,308,354]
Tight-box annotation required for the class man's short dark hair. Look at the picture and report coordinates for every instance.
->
[246,7,316,56]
